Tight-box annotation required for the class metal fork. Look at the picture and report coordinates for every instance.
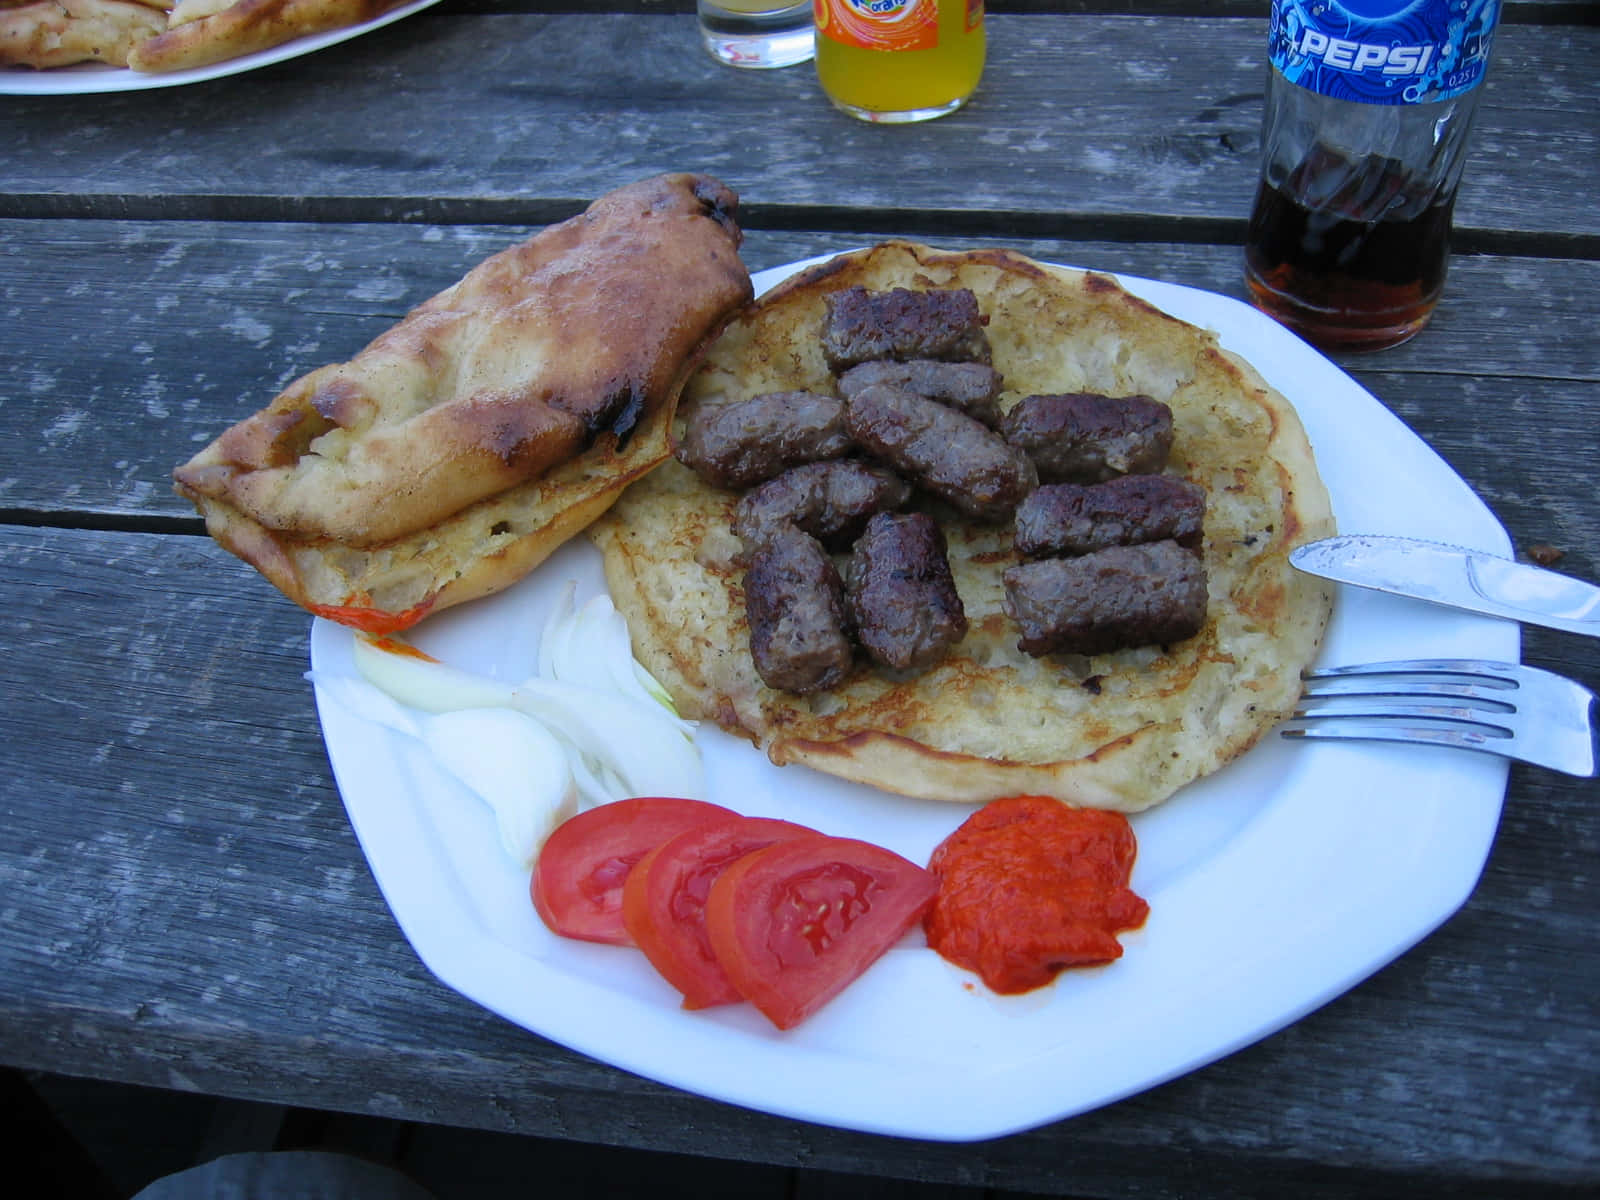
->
[1280,659,1597,777]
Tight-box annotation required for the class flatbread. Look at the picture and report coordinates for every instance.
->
[589,241,1335,812]
[175,173,753,634]
[125,0,404,72]
[0,0,397,72]
[0,0,167,68]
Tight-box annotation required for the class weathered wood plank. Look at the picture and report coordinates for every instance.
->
[484,2,1595,19]
[3,220,1596,587]
[2,6,1594,1197]
[0,526,1594,1197]
[2,16,1593,241]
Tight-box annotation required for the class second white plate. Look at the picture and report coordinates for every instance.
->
[0,0,439,94]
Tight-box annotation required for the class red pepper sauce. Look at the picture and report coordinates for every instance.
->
[309,597,436,636]
[923,795,1149,995]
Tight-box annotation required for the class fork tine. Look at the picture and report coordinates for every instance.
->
[1281,720,1542,764]
[1303,658,1525,684]
[1282,658,1598,777]
[1292,697,1516,734]
[1300,677,1517,710]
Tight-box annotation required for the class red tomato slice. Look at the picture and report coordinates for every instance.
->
[704,835,938,1030]
[621,816,816,1009]
[531,797,738,945]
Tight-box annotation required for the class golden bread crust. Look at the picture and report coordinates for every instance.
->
[125,0,404,72]
[175,173,753,632]
[590,241,1335,811]
[0,0,167,68]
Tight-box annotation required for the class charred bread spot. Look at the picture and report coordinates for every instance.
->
[592,381,648,443]
[691,176,744,243]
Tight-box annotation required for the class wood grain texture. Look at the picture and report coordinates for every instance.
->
[2,7,1596,1197]
[2,220,1596,576]
[481,2,1596,18]
[0,526,1594,1197]
[2,15,1595,243]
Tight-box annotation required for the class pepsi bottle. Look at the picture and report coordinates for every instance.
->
[1243,1,1503,351]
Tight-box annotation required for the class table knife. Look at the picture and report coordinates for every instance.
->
[1290,534,1600,638]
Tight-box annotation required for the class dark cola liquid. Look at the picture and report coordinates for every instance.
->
[1244,146,1457,351]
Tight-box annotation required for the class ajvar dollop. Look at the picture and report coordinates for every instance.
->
[923,795,1149,995]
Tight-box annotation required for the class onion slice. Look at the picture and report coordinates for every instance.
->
[348,606,705,813]
[351,634,516,714]
[419,709,578,868]
[309,672,577,867]
[538,584,686,723]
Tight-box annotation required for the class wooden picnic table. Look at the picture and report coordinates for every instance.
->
[2,3,1595,1197]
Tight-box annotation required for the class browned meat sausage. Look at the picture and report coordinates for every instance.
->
[676,391,852,490]
[846,512,968,671]
[1001,540,1208,657]
[744,524,855,694]
[1000,392,1174,483]
[732,459,913,561]
[835,359,1005,427]
[1014,475,1206,559]
[845,384,1037,522]
[820,287,992,371]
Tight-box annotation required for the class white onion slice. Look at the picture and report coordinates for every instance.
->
[350,627,705,812]
[352,634,517,713]
[506,679,704,806]
[538,586,686,723]
[309,672,577,865]
[417,708,578,868]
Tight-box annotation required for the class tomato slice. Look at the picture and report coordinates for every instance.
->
[621,816,816,1009]
[704,835,938,1030]
[531,797,738,945]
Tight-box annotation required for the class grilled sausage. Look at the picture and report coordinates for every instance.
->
[1000,392,1174,483]
[846,384,1037,522]
[1001,540,1208,657]
[835,359,1005,427]
[1014,475,1206,559]
[732,459,913,561]
[847,512,968,671]
[677,391,852,490]
[744,524,855,694]
[821,286,992,371]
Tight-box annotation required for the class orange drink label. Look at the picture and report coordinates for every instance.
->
[815,0,939,52]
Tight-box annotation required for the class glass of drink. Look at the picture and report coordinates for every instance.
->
[697,1,815,70]
[815,0,985,123]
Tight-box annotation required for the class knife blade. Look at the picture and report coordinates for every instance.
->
[1290,534,1600,638]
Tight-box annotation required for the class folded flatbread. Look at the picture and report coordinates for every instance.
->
[175,173,753,633]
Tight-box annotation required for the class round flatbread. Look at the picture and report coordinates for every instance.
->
[589,241,1335,812]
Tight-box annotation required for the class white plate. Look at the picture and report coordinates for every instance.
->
[309,256,1516,1141]
[0,0,438,94]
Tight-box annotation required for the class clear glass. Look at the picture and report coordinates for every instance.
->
[1243,66,1489,351]
[698,1,815,70]
[814,0,984,124]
